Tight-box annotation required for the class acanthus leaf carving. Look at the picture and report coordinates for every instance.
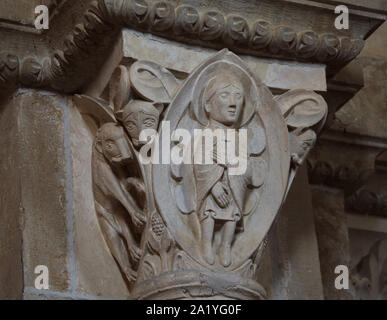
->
[199,11,225,41]
[174,5,200,35]
[150,1,175,32]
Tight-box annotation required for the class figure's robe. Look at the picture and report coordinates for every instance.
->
[175,123,267,232]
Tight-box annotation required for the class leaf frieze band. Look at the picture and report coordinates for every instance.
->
[0,0,365,90]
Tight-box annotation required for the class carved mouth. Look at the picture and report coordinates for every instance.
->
[228,105,237,116]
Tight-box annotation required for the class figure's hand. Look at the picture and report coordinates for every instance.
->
[129,245,143,263]
[124,268,137,283]
[211,182,230,208]
[131,210,146,229]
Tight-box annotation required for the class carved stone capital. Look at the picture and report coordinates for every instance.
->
[73,48,328,299]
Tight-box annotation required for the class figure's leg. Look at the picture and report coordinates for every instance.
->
[219,221,236,267]
[98,216,137,283]
[201,216,215,265]
[117,214,143,266]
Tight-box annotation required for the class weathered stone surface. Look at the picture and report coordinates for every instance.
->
[73,49,328,299]
[0,0,384,302]
[349,229,387,300]
[70,100,130,298]
[270,165,324,300]
[0,0,60,30]
[15,90,70,293]
[362,22,387,58]
[312,187,354,300]
[0,95,23,299]
[122,30,327,92]
[331,57,387,140]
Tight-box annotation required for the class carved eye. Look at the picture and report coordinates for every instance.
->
[144,118,156,127]
[220,92,229,99]
[125,121,137,131]
[235,93,242,99]
[106,141,114,150]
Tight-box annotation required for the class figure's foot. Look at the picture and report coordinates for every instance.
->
[219,245,232,267]
[202,244,215,265]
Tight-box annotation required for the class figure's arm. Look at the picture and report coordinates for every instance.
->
[102,165,146,229]
[211,180,230,208]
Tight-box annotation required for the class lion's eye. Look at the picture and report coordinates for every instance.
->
[144,118,156,127]
[126,121,136,130]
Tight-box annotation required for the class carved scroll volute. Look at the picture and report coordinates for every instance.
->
[276,89,327,164]
[109,65,131,112]
[275,89,328,195]
[129,60,180,104]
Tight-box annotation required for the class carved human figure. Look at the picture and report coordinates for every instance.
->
[92,122,146,284]
[191,74,265,267]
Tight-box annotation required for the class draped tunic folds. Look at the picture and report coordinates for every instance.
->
[193,131,248,227]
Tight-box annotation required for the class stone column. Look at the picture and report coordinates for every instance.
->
[270,165,324,300]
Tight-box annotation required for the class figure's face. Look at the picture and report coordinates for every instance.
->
[101,126,132,165]
[206,84,244,126]
[123,111,159,148]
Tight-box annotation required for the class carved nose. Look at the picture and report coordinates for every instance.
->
[117,138,131,160]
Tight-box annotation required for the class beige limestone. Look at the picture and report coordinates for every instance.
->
[122,31,327,92]
[17,90,70,293]
[0,97,23,299]
[70,100,130,298]
[312,187,354,300]
[271,165,324,300]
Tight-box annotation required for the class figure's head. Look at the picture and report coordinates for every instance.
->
[95,123,132,166]
[203,74,245,127]
[120,100,160,148]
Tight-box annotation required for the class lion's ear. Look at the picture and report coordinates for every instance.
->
[274,89,328,133]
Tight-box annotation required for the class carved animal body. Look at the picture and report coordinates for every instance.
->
[92,123,145,285]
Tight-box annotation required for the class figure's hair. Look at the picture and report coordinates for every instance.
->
[203,74,244,105]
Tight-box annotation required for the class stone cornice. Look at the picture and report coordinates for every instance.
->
[0,0,383,92]
[309,147,387,218]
